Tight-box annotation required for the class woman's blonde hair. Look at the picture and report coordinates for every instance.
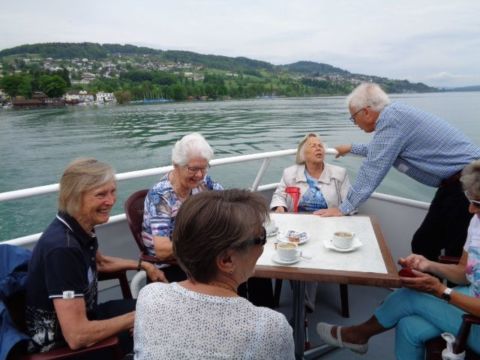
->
[461,160,480,198]
[296,133,323,164]
[58,158,115,215]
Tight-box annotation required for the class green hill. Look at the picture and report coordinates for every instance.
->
[0,42,438,101]
[281,61,350,76]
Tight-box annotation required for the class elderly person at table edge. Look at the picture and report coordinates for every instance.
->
[317,82,480,262]
[317,159,480,360]
[142,133,223,282]
[134,189,295,360]
[270,132,351,214]
[25,158,166,354]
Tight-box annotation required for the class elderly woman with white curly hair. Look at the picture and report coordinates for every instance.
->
[142,133,223,282]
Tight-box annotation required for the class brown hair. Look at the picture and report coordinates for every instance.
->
[58,158,115,215]
[172,189,269,283]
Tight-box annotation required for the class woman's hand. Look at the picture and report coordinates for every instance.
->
[400,271,445,297]
[314,208,343,217]
[143,262,168,283]
[274,206,286,213]
[398,254,431,272]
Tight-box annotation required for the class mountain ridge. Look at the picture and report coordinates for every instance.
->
[0,42,424,84]
[0,42,441,101]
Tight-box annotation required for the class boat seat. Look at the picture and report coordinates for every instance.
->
[124,188,177,267]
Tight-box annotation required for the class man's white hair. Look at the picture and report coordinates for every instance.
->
[346,83,390,112]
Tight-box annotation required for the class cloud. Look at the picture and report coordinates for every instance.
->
[1,0,480,87]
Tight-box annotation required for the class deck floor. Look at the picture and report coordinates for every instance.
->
[275,282,396,360]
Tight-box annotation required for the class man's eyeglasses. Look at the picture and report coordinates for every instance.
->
[464,191,480,208]
[242,227,267,247]
[185,164,210,175]
[349,108,366,123]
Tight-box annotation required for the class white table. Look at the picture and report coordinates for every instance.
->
[254,213,400,359]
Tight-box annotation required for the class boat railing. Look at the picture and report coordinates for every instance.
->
[0,147,428,247]
[1,148,300,246]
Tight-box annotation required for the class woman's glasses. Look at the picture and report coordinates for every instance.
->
[242,227,267,247]
[184,164,210,175]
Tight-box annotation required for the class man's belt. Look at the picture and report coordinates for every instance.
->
[440,170,462,187]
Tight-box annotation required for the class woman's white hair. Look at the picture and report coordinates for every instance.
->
[171,133,214,166]
[346,83,391,112]
[296,133,323,165]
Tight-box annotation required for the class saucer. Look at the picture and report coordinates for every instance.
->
[277,230,309,245]
[272,253,300,265]
[323,236,362,253]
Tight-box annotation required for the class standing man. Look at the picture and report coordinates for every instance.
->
[317,83,480,261]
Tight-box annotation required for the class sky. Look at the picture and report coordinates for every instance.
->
[1,0,479,88]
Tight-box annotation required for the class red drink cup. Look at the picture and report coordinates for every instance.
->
[285,186,300,213]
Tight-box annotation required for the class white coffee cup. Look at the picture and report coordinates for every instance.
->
[332,231,355,249]
[277,242,300,262]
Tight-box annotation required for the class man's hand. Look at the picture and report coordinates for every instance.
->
[314,208,343,217]
[334,144,352,158]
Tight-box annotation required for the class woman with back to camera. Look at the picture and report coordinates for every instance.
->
[142,132,223,281]
[317,159,480,359]
[134,189,294,360]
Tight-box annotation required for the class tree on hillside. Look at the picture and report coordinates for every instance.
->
[39,75,67,98]
[114,90,132,104]
[171,84,187,100]
[1,74,32,97]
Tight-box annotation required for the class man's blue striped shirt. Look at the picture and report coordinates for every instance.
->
[340,102,480,214]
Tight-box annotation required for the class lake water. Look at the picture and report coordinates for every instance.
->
[1,92,480,241]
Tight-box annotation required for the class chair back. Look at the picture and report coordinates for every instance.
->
[124,189,149,254]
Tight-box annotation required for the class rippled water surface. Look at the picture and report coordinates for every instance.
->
[1,92,480,241]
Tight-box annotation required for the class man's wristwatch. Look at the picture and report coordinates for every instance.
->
[441,287,453,302]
